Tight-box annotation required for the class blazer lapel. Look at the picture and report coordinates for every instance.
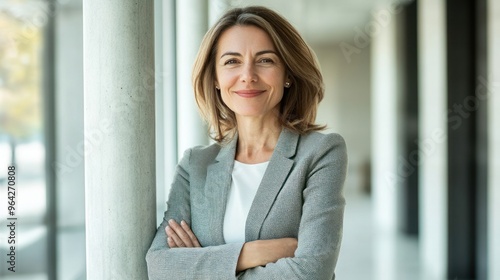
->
[204,136,237,244]
[245,129,299,241]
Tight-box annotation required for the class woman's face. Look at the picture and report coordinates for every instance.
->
[215,25,287,121]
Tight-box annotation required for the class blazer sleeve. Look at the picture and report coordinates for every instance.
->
[237,133,348,280]
[146,148,245,280]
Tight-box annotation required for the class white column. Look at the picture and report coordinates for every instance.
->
[370,6,400,280]
[83,1,156,279]
[176,0,209,158]
[371,7,398,231]
[488,1,500,279]
[418,0,448,279]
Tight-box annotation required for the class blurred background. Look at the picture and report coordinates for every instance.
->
[0,0,499,279]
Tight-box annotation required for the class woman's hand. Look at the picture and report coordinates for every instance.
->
[236,237,298,273]
[165,219,201,248]
[165,219,297,273]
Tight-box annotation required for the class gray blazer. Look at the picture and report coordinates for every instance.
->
[146,129,347,280]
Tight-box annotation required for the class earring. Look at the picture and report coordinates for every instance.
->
[215,85,220,90]
[285,82,291,88]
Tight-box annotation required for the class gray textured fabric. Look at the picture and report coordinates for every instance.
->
[146,129,347,280]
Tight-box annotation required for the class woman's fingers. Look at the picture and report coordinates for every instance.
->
[180,220,201,247]
[167,236,177,248]
[165,219,201,248]
[165,225,185,247]
[169,220,194,247]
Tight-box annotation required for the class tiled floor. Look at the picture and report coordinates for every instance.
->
[336,189,423,280]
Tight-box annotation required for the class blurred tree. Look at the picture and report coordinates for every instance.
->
[0,11,42,165]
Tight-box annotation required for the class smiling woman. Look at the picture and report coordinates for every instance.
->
[193,6,326,144]
[146,6,348,280]
[215,25,286,129]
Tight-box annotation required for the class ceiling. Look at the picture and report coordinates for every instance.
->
[229,0,410,45]
[0,0,410,46]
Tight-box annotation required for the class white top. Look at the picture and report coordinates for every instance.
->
[223,160,269,244]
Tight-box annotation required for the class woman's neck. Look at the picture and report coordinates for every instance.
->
[235,116,281,164]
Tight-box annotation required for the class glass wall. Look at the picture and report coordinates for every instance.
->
[0,1,49,279]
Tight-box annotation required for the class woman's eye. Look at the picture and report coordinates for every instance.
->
[224,59,238,65]
[259,58,274,63]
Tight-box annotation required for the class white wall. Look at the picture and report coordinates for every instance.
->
[314,44,371,193]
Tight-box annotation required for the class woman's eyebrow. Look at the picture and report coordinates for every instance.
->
[220,51,241,58]
[219,50,277,59]
[255,50,277,56]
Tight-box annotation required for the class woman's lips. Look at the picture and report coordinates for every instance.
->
[234,90,266,98]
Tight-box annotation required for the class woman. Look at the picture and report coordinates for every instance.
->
[146,6,347,279]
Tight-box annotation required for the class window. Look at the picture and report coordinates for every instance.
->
[0,1,51,279]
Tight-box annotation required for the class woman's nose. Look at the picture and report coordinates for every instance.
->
[240,63,258,83]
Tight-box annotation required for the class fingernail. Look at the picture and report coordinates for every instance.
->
[168,219,174,225]
[181,220,185,225]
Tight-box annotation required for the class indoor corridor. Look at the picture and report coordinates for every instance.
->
[0,0,499,279]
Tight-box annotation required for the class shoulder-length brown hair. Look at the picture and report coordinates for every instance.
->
[193,6,325,143]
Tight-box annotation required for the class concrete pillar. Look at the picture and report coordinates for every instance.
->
[176,0,209,158]
[488,1,500,279]
[418,0,447,279]
[83,1,156,279]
